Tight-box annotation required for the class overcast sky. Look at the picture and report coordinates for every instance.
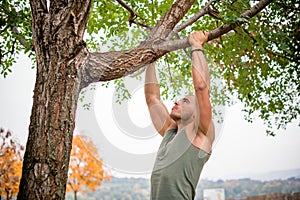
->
[1,53,300,180]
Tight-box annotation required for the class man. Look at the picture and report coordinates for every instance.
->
[144,30,215,200]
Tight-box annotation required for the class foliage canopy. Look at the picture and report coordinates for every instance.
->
[0,0,299,135]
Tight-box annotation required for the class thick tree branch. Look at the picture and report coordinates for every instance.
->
[48,0,92,38]
[69,0,93,37]
[148,0,195,40]
[30,0,48,15]
[115,0,151,29]
[168,0,216,39]
[80,0,197,87]
[80,48,160,88]
[153,38,190,52]
[30,0,50,58]
[81,0,272,88]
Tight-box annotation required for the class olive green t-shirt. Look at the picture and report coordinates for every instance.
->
[150,128,210,200]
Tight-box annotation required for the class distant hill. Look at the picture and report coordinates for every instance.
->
[65,169,300,200]
[66,177,150,200]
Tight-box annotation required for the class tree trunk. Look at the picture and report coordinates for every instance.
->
[17,1,91,199]
[74,191,77,200]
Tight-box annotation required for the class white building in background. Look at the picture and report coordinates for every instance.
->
[203,188,225,200]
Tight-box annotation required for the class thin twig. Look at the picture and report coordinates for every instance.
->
[0,25,10,34]
[115,0,152,29]
[264,48,292,61]
[167,0,217,39]
[208,0,273,41]
[152,0,273,52]
[241,27,257,43]
[207,7,221,20]
[241,27,293,62]
[10,27,28,48]
[0,49,2,64]
[166,55,173,82]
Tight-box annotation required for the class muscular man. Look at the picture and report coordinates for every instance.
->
[144,31,215,200]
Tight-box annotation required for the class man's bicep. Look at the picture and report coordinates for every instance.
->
[147,100,174,136]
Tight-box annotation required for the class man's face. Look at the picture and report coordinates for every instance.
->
[170,95,196,121]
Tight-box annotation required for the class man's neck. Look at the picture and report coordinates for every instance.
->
[176,119,193,133]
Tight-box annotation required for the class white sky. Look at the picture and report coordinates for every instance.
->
[0,53,300,180]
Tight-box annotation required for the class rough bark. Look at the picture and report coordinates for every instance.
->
[17,0,91,199]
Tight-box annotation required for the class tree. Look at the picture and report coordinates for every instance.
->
[66,135,110,200]
[0,128,24,200]
[0,0,32,76]
[0,0,298,199]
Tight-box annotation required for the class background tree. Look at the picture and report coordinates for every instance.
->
[66,135,111,200]
[0,128,24,200]
[0,0,32,77]
[0,0,298,199]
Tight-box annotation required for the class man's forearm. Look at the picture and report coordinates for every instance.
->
[145,62,158,84]
[191,46,210,90]
[145,62,160,100]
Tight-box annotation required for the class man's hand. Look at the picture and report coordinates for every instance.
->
[188,31,208,49]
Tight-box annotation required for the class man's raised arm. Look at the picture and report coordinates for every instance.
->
[144,62,175,136]
[188,31,212,135]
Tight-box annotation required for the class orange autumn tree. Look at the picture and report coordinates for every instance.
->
[0,128,24,200]
[66,135,110,200]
